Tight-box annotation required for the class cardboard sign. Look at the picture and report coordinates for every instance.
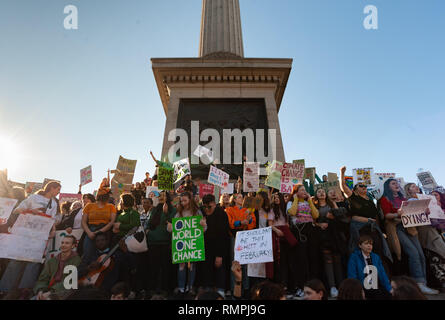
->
[11,214,55,240]
[199,184,215,199]
[46,229,84,259]
[304,167,316,182]
[172,216,205,264]
[265,161,283,190]
[158,165,174,191]
[353,168,374,187]
[417,171,438,190]
[291,160,306,180]
[400,199,431,228]
[222,183,234,195]
[234,227,273,265]
[0,233,48,263]
[173,158,191,184]
[243,162,260,192]
[80,165,93,186]
[111,156,137,199]
[208,166,229,189]
[0,197,18,224]
[59,193,82,205]
[417,194,445,220]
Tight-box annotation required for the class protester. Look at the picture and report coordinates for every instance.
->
[218,193,231,210]
[313,188,345,298]
[145,191,176,297]
[140,198,153,226]
[33,235,80,298]
[303,279,328,301]
[347,234,392,300]
[167,192,207,295]
[81,182,117,259]
[199,194,230,298]
[337,278,365,300]
[113,193,140,243]
[286,184,320,299]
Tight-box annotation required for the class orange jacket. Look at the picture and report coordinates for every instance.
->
[225,206,256,232]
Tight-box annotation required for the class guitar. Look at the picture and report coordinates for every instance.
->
[79,226,139,287]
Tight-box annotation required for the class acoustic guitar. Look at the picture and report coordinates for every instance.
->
[79,226,138,287]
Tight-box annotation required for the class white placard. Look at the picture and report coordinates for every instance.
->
[222,183,234,195]
[173,158,191,183]
[417,171,438,190]
[247,263,266,278]
[234,227,273,265]
[0,233,47,263]
[0,197,18,224]
[11,214,55,240]
[243,162,260,192]
[417,194,445,220]
[208,166,229,189]
[400,199,431,228]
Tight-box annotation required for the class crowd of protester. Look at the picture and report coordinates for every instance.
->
[0,158,444,301]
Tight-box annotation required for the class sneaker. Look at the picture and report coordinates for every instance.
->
[418,283,439,295]
[294,288,305,300]
[330,287,338,298]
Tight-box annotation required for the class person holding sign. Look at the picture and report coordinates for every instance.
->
[286,184,319,299]
[340,166,393,272]
[379,179,437,295]
[145,191,176,297]
[404,183,445,291]
[167,192,207,295]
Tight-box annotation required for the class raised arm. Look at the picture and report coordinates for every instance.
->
[340,166,353,198]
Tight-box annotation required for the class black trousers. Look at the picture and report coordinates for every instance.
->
[147,244,172,292]
[198,254,226,290]
[289,223,321,290]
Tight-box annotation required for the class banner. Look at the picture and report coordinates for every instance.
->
[158,165,174,191]
[173,158,191,184]
[80,165,93,186]
[0,197,18,224]
[417,171,438,191]
[400,199,431,228]
[59,193,82,205]
[208,166,229,189]
[243,162,260,192]
[265,161,283,190]
[46,229,84,259]
[234,227,273,265]
[352,168,374,187]
[172,216,205,264]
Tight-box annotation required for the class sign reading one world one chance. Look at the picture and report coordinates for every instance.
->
[172,216,205,264]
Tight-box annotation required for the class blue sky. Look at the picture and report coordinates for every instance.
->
[0,0,444,194]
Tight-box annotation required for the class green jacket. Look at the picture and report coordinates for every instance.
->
[117,208,141,238]
[146,205,176,245]
[33,253,81,294]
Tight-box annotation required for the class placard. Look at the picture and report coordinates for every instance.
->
[59,193,82,205]
[158,165,174,191]
[0,197,18,224]
[11,214,55,240]
[280,162,304,193]
[222,183,234,195]
[0,233,47,263]
[417,171,438,190]
[173,158,191,184]
[265,161,283,190]
[247,263,266,278]
[417,194,445,220]
[199,184,215,199]
[400,199,431,228]
[80,165,93,186]
[172,216,205,264]
[352,168,374,186]
[243,162,260,192]
[208,166,229,189]
[304,167,316,182]
[234,227,273,265]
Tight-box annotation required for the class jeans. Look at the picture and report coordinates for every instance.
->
[178,263,196,291]
[0,260,41,292]
[396,223,427,283]
[82,224,105,259]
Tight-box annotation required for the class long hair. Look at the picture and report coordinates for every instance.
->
[337,279,365,300]
[271,193,287,221]
[432,190,445,211]
[290,183,305,200]
[258,191,271,212]
[219,193,230,208]
[304,279,328,301]
[149,191,173,230]
[313,188,335,209]
[37,181,61,196]
[177,191,199,216]
[404,183,417,199]
[392,276,427,300]
[229,193,242,207]
[382,179,406,205]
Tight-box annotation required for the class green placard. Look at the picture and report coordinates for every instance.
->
[158,165,174,191]
[172,216,205,264]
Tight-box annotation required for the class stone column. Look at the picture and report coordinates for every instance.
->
[199,0,244,58]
